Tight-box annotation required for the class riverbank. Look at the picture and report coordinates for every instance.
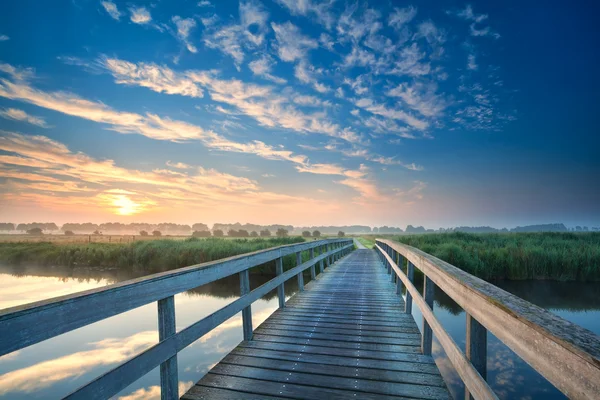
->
[0,237,307,274]
[393,232,600,281]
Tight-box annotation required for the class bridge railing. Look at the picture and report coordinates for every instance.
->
[0,238,354,400]
[375,238,600,400]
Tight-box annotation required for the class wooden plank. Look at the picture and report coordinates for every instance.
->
[229,347,442,375]
[255,322,422,340]
[252,327,422,346]
[209,363,451,400]
[220,353,446,387]
[196,373,413,400]
[183,385,281,399]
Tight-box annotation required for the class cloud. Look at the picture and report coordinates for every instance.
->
[274,0,335,29]
[292,94,332,108]
[449,5,500,39]
[271,22,318,62]
[166,161,191,169]
[101,1,121,20]
[341,46,376,69]
[197,0,213,7]
[0,35,10,41]
[386,82,447,117]
[0,108,49,128]
[202,1,269,67]
[172,16,198,53]
[354,97,429,130]
[387,43,431,77]
[337,4,382,43]
[129,7,151,24]
[467,53,478,70]
[294,60,330,93]
[248,56,287,84]
[388,6,417,30]
[454,5,488,23]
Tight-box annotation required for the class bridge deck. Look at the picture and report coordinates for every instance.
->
[183,249,450,399]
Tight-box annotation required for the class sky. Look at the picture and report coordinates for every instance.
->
[0,0,598,228]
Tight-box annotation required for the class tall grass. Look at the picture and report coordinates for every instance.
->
[0,237,306,274]
[394,232,600,281]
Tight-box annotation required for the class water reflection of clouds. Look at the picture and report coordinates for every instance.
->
[0,331,157,395]
[117,381,193,400]
[0,274,112,310]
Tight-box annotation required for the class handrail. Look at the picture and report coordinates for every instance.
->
[375,238,600,400]
[0,238,354,399]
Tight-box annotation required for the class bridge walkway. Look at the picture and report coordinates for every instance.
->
[183,249,449,399]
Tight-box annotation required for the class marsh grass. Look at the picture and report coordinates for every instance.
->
[394,232,600,281]
[0,237,307,274]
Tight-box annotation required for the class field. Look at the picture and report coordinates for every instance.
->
[384,232,600,281]
[0,237,310,274]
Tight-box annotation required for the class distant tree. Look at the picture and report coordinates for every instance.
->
[140,230,149,236]
[93,230,102,235]
[64,230,75,236]
[337,231,345,237]
[192,230,211,237]
[213,229,224,237]
[152,230,162,236]
[276,228,288,237]
[27,227,43,235]
[228,229,239,237]
[0,223,15,231]
[302,230,311,237]
[576,226,582,231]
[192,223,210,232]
[238,229,249,237]
[260,229,271,237]
[250,231,258,237]
[312,230,321,238]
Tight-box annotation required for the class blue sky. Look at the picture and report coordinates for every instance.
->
[0,0,598,228]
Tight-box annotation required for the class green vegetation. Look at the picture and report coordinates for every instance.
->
[356,237,376,248]
[0,237,306,274]
[394,232,600,281]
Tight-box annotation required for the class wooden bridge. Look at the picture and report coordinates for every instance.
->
[1,238,599,399]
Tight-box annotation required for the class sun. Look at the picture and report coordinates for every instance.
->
[112,195,140,216]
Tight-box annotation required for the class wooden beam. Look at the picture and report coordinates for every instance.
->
[240,270,253,341]
[405,261,414,314]
[296,252,305,291]
[422,277,435,356]
[309,248,316,280]
[275,257,285,309]
[158,296,178,400]
[465,314,487,400]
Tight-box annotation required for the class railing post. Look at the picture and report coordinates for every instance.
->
[405,261,414,314]
[157,296,178,400]
[319,245,325,273]
[310,248,316,280]
[239,269,253,340]
[396,253,404,295]
[422,276,435,355]
[465,314,487,400]
[296,252,304,291]
[327,243,332,267]
[390,249,396,283]
[275,257,285,308]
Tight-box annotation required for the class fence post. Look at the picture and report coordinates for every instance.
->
[465,314,487,400]
[310,248,316,280]
[319,244,325,273]
[275,257,285,308]
[296,252,304,291]
[422,276,435,355]
[396,254,404,295]
[405,261,414,314]
[239,269,253,340]
[158,296,178,400]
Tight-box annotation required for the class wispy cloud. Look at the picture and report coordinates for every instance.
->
[388,6,417,30]
[101,1,121,21]
[0,108,49,128]
[449,5,500,39]
[0,35,10,42]
[386,82,447,117]
[172,16,198,53]
[467,53,478,70]
[271,22,318,62]
[274,0,335,29]
[248,55,287,84]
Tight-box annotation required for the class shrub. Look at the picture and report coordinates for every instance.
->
[192,230,211,237]
[213,229,224,237]
[64,230,75,236]
[313,230,321,237]
[152,230,161,237]
[139,230,148,236]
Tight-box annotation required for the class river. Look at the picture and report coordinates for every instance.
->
[0,264,598,399]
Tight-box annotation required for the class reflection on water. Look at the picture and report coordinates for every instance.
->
[0,265,598,399]
[0,265,299,399]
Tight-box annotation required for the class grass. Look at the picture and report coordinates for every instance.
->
[355,236,376,248]
[0,237,308,274]
[391,232,600,281]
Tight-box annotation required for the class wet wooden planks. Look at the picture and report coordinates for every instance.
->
[183,249,449,399]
